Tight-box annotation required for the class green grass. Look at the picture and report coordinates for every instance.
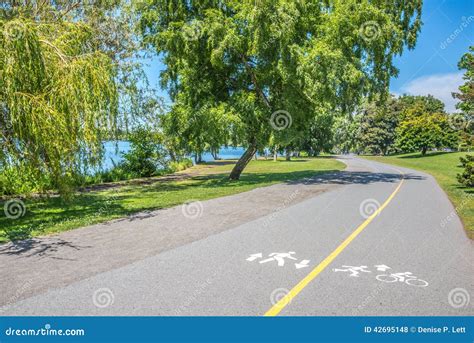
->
[0,157,345,243]
[362,152,473,238]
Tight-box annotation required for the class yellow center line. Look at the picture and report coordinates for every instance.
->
[264,172,405,317]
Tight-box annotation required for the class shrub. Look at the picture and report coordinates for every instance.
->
[457,155,474,187]
[168,158,193,172]
[121,128,168,177]
[0,163,52,195]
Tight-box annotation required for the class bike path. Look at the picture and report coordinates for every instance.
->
[1,157,472,316]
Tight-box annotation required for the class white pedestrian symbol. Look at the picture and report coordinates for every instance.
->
[333,265,371,277]
[375,264,391,272]
[246,253,263,262]
[295,260,310,269]
[259,252,297,267]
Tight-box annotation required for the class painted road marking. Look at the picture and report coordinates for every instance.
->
[375,264,391,272]
[246,253,263,262]
[259,252,297,266]
[264,176,405,316]
[332,264,428,287]
[333,265,371,277]
[247,252,311,269]
[376,272,428,287]
[295,260,310,269]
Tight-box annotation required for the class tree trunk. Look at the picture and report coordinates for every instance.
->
[421,146,427,155]
[273,146,278,162]
[285,149,291,161]
[229,143,257,180]
[169,150,177,162]
[194,152,202,164]
[211,149,219,160]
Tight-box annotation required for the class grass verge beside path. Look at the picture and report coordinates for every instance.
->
[0,157,345,243]
[362,152,473,239]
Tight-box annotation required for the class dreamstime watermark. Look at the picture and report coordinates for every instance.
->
[3,199,26,219]
[0,280,32,314]
[181,200,204,219]
[261,189,300,229]
[448,288,470,309]
[5,323,85,337]
[359,198,380,219]
[270,288,292,308]
[269,110,292,131]
[92,288,115,308]
[440,16,474,50]
[352,282,384,315]
[182,20,204,41]
[174,275,215,315]
[359,21,381,42]
[440,193,472,228]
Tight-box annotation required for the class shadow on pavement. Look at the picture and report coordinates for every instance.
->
[286,171,424,186]
[0,237,91,258]
[0,169,424,257]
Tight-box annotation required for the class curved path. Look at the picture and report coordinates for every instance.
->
[1,156,472,315]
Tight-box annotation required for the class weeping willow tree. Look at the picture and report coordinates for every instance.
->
[0,1,140,195]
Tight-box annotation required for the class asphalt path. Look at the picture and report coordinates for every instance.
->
[1,156,472,316]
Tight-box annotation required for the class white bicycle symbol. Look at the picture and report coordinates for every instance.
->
[376,272,428,287]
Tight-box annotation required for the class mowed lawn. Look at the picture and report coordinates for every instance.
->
[363,152,473,238]
[0,157,345,243]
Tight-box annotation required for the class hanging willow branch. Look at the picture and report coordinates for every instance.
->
[0,16,119,194]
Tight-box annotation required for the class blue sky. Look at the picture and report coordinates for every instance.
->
[391,0,473,112]
[143,0,473,112]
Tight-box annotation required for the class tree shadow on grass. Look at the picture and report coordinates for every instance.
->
[185,169,423,190]
[0,193,130,243]
[0,167,424,253]
[398,152,451,159]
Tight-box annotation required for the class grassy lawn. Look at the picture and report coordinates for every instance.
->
[0,157,345,243]
[362,152,473,238]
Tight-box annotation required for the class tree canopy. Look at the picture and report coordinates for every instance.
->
[0,1,143,194]
[355,97,399,155]
[453,46,473,116]
[395,102,456,155]
[452,45,473,149]
[138,0,422,179]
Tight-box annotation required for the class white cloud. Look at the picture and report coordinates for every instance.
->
[399,72,464,113]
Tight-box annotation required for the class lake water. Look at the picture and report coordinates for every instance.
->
[99,141,249,171]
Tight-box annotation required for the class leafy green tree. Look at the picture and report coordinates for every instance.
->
[397,94,445,114]
[356,97,399,155]
[452,46,473,150]
[453,46,474,116]
[121,127,167,177]
[161,101,239,163]
[457,155,474,187]
[395,102,457,155]
[297,113,334,157]
[138,0,422,179]
[0,1,142,194]
[332,114,360,154]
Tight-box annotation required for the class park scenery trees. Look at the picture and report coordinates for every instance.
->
[0,1,471,199]
[0,1,144,195]
[453,46,473,186]
[137,0,422,180]
[1,1,473,244]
